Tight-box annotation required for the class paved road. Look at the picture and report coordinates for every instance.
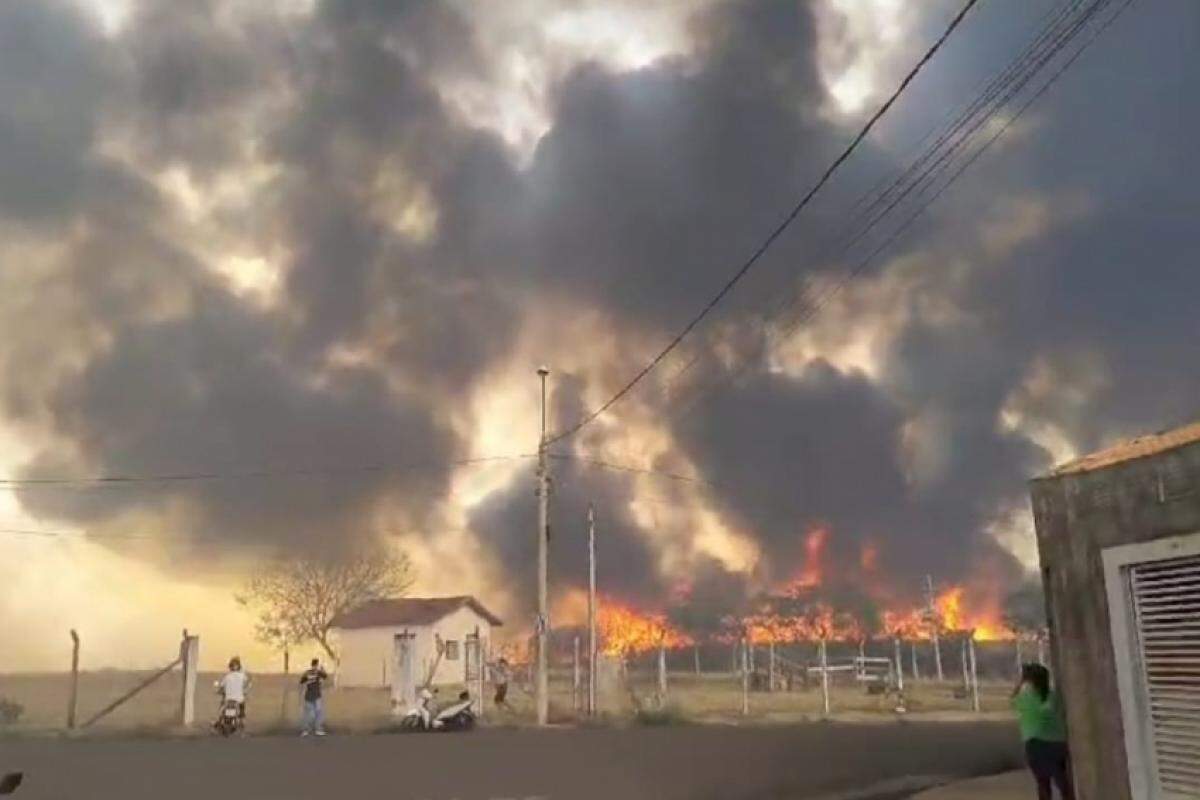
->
[2,722,1020,800]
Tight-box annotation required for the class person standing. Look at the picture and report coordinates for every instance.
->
[299,658,329,736]
[491,657,512,711]
[1012,663,1074,800]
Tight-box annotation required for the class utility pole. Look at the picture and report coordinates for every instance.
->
[535,366,551,726]
[573,636,581,712]
[925,575,944,681]
[740,637,750,716]
[587,503,597,716]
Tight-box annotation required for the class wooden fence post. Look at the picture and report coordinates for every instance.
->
[67,629,80,730]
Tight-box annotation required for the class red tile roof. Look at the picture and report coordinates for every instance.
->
[1049,420,1200,476]
[331,596,503,629]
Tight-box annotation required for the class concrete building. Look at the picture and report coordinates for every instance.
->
[1030,421,1200,800]
[330,596,502,688]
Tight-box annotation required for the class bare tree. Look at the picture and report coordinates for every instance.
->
[237,549,414,663]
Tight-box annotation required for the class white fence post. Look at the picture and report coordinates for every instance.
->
[179,630,199,726]
[820,638,830,716]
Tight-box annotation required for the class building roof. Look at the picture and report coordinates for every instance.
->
[330,596,503,629]
[1047,420,1200,477]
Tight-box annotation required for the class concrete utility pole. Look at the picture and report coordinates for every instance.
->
[587,503,597,716]
[768,642,776,692]
[535,366,551,726]
[893,638,904,693]
[925,575,944,681]
[911,641,920,681]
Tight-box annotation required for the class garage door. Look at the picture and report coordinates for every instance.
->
[1130,553,1200,798]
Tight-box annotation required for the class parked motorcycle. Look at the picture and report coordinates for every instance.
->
[399,688,475,732]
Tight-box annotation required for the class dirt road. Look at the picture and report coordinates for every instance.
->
[2,721,1020,800]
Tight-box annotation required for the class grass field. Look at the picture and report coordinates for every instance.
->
[0,667,1013,735]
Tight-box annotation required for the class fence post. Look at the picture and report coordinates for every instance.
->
[694,643,700,676]
[819,638,830,716]
[67,629,80,730]
[179,630,199,726]
[657,642,667,707]
[911,641,920,681]
[968,632,980,713]
[893,637,904,693]
[573,636,581,712]
[768,642,775,692]
[740,638,749,716]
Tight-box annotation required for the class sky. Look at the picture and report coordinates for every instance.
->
[1,0,1197,671]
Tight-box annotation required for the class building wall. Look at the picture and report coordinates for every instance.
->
[1029,441,1200,800]
[332,608,492,688]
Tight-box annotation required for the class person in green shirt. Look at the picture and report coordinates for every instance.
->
[1012,662,1075,800]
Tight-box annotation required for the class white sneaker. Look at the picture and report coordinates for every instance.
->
[300,730,310,737]
[316,730,327,736]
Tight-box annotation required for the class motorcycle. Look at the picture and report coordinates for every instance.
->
[399,688,475,732]
[214,697,243,737]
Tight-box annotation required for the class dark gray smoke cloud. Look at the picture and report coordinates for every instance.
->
[1,0,1197,624]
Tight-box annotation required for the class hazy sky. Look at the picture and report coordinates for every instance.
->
[1,0,1197,670]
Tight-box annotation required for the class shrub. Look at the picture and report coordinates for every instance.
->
[0,697,24,725]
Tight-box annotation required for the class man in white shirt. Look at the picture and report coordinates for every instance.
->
[216,656,250,727]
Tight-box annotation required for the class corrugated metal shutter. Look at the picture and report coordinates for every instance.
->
[1130,553,1200,798]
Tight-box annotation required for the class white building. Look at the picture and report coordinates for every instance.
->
[330,596,502,688]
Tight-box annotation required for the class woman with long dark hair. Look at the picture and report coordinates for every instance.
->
[1012,663,1075,800]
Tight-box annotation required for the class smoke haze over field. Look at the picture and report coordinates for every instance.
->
[1,0,1198,667]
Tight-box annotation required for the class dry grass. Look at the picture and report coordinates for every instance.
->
[0,668,1013,735]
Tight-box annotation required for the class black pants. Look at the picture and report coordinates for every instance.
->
[1025,738,1074,800]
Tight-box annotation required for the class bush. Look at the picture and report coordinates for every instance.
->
[634,706,689,727]
[0,697,24,725]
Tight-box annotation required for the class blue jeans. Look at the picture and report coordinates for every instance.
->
[301,697,325,733]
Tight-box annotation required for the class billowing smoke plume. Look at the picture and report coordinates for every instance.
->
[2,0,1199,637]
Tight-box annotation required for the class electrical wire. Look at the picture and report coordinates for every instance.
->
[544,0,984,445]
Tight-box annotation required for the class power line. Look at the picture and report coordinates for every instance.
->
[663,0,1130,424]
[547,453,714,486]
[0,453,535,488]
[545,0,984,445]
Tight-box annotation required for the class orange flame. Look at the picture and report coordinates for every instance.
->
[598,599,693,657]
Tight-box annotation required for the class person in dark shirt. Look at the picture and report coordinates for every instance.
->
[299,658,329,736]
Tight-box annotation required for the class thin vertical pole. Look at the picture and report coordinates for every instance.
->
[68,629,80,730]
[694,643,700,676]
[926,575,944,681]
[657,642,667,706]
[535,367,551,726]
[893,638,904,693]
[960,637,969,693]
[911,641,920,681]
[740,637,749,716]
[573,636,581,712]
[1016,637,1024,677]
[968,632,980,713]
[587,504,597,716]
[820,638,830,716]
[768,642,776,692]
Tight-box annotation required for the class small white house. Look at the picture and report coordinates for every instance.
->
[330,596,502,688]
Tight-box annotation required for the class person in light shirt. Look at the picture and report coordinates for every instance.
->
[215,656,250,728]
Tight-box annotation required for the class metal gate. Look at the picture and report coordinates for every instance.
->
[1130,553,1200,798]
